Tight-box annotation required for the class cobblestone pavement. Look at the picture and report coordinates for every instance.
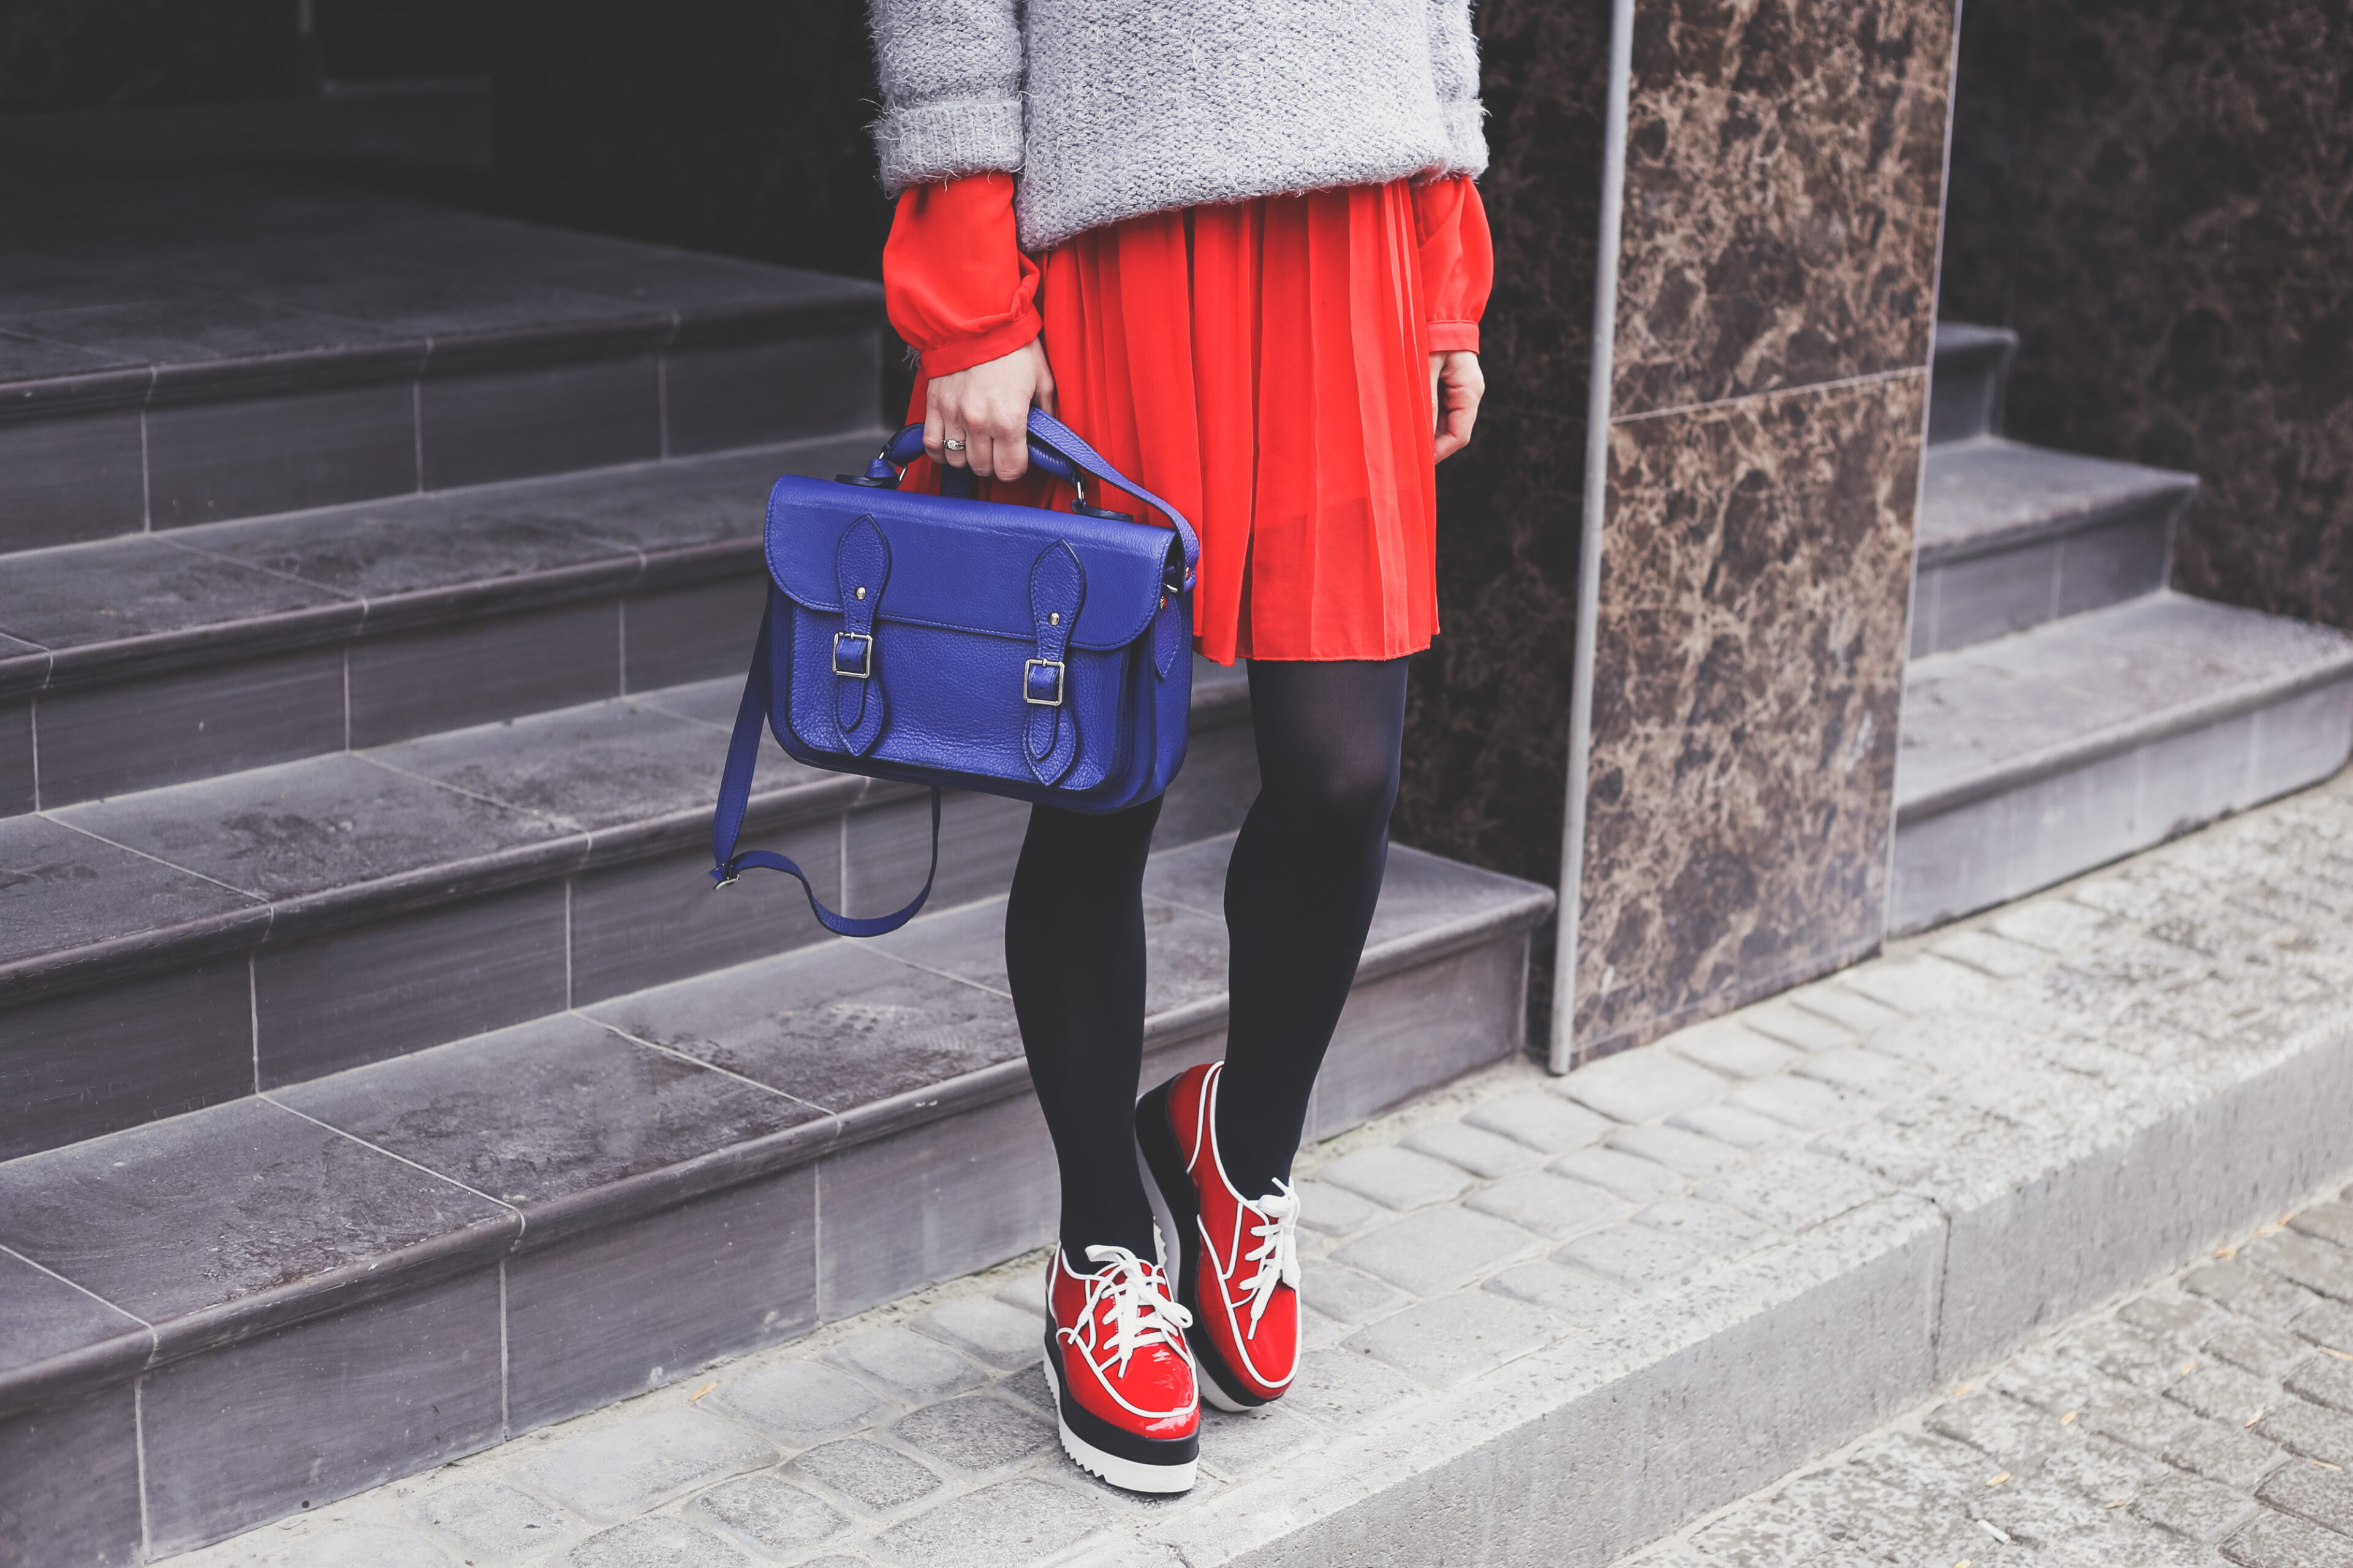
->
[1621,1190,2353,1568]
[168,768,2353,1568]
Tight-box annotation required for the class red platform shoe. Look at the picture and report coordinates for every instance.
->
[1040,1240,1200,1493]
[1135,1061,1302,1411]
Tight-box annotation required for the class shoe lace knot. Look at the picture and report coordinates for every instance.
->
[1238,1179,1302,1332]
[1066,1244,1194,1376]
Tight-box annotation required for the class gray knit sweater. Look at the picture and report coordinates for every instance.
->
[868,0,1487,252]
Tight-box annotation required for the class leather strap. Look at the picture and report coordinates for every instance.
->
[1024,542,1085,786]
[833,517,890,754]
[710,599,939,938]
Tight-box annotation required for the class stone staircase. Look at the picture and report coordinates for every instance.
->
[0,104,1551,1566]
[1890,323,2353,933]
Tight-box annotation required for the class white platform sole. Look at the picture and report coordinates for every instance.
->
[1040,1354,1199,1494]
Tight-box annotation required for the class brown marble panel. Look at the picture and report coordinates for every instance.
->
[1939,0,2353,631]
[1612,0,1957,415]
[1575,373,1923,1058]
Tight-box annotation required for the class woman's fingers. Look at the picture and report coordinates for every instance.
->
[1432,352,1485,463]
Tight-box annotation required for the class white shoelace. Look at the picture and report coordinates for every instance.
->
[1237,1180,1302,1331]
[1064,1244,1194,1377]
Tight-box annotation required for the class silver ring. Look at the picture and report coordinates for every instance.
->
[942,437,967,452]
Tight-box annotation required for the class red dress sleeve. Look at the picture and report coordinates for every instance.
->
[882,172,1042,376]
[1413,175,1493,355]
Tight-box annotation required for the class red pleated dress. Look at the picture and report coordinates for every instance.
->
[883,172,1493,665]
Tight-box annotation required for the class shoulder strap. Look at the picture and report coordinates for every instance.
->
[710,600,939,937]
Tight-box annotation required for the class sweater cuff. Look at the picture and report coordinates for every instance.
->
[1428,320,1480,354]
[875,99,1026,196]
[1439,100,1490,180]
[921,308,1042,377]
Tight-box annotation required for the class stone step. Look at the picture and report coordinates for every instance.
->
[0,661,1257,1163]
[0,837,1553,1561]
[0,102,884,553]
[0,430,884,815]
[127,771,2353,1568]
[1890,591,2353,933]
[1911,437,2198,656]
[1925,319,2018,445]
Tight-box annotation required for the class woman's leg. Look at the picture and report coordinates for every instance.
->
[1215,657,1411,1197]
[1005,794,1166,1261]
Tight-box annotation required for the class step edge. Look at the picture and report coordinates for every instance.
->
[0,885,1552,1404]
[1896,642,2353,824]
[1915,450,2199,569]
[0,1321,156,1422]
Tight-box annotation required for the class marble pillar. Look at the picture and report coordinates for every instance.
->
[1938,0,2353,634]
[1566,0,1961,1059]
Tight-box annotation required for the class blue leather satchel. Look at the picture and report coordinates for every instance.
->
[709,409,1199,936]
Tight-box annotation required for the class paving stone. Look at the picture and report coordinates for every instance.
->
[1344,1290,1553,1386]
[1553,1050,1726,1124]
[1460,1172,1637,1244]
[271,1525,455,1567]
[529,1410,778,1523]
[2086,1379,2202,1454]
[1634,1195,1776,1257]
[1332,1206,1537,1295]
[1291,1176,1376,1234]
[405,1479,570,1562]
[1793,1048,1936,1100]
[1780,982,1903,1037]
[993,1276,1048,1317]
[691,1474,849,1555]
[2036,1431,2170,1503]
[2257,1460,2353,1537]
[1688,1502,1833,1567]
[1738,1000,1861,1053]
[997,1363,1055,1413]
[1483,1260,1635,1324]
[1973,1477,2116,1549]
[716,1360,892,1446]
[830,1326,988,1403]
[1771,1461,1954,1557]
[2257,1401,2353,1468]
[1547,1145,1684,1203]
[1985,1345,2104,1414]
[2172,1362,2295,1426]
[1198,1404,1320,1478]
[1670,1101,1802,1150]
[2297,1300,2353,1354]
[1835,955,2001,1017]
[890,1394,1056,1472]
[1927,1392,2065,1468]
[2207,1317,2318,1379]
[2248,1232,2353,1305]
[2221,1508,2353,1568]
[2124,1289,2240,1348]
[2288,1356,2353,1415]
[788,1438,944,1512]
[2134,1471,2262,1543]
[1990,901,2114,952]
[2293,1202,2353,1252]
[1728,1074,1866,1131]
[870,1476,1105,1568]
[1931,929,2048,979]
[1664,1019,1800,1080]
[566,1517,749,1568]
[1462,1091,1613,1154]
[1311,1146,1474,1211]
[1607,1124,1746,1178]
[1298,1261,1406,1324]
[915,1297,1045,1371]
[1402,1121,1540,1178]
[1697,1149,1886,1232]
[2186,1261,2322,1325]
[1555,1224,1711,1292]
[2164,1420,2287,1490]
[1278,1347,1423,1427]
[2056,1318,2187,1388]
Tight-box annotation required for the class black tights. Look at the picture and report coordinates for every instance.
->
[1004,657,1409,1260]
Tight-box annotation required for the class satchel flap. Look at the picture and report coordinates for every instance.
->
[765,477,1175,651]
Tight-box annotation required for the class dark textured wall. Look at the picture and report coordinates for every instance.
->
[1571,0,1958,1059]
[0,1,297,112]
[1939,0,2353,632]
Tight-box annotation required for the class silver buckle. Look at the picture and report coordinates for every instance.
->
[1024,657,1065,706]
[833,631,873,679]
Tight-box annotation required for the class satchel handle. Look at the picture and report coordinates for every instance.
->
[866,411,1200,590]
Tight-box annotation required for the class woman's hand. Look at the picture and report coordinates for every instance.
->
[925,338,1058,481]
[1431,350,1485,462]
